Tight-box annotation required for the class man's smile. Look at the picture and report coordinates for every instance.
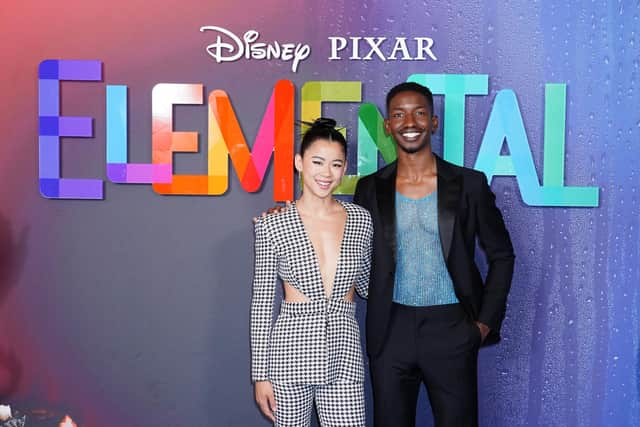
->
[399,129,424,142]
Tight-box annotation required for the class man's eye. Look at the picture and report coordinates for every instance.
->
[332,163,343,168]
[393,113,403,118]
[312,161,322,165]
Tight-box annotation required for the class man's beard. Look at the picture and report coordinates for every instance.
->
[396,138,430,154]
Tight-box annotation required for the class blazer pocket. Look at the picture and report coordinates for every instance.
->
[268,313,326,382]
[326,316,365,382]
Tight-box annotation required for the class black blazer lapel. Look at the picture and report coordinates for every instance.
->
[375,162,398,263]
[436,155,461,263]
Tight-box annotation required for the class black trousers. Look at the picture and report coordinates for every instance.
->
[370,303,481,427]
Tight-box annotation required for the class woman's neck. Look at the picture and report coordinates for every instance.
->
[297,193,338,216]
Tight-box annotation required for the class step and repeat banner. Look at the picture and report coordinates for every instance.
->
[0,0,638,426]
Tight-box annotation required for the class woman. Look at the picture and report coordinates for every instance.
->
[250,118,373,427]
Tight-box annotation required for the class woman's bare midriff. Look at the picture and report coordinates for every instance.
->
[283,282,356,302]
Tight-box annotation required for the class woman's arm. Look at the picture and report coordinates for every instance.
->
[355,212,373,299]
[250,219,278,421]
[250,219,278,382]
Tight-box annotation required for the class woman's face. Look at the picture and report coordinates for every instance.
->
[294,138,347,199]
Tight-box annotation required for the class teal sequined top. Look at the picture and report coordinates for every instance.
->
[393,191,460,306]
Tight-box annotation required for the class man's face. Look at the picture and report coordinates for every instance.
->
[384,91,438,154]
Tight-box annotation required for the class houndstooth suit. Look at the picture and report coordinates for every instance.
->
[251,200,373,385]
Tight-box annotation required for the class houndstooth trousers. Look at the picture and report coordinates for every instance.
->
[272,381,365,427]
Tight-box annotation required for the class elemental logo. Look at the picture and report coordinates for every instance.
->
[38,59,599,206]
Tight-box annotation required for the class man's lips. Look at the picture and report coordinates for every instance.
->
[399,129,424,141]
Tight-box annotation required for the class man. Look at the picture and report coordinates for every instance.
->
[353,82,514,427]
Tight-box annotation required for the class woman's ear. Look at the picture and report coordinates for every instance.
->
[294,153,303,174]
[341,160,348,178]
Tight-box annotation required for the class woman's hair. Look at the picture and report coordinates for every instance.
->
[299,118,347,157]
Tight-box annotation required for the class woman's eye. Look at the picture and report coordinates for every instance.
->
[312,161,322,165]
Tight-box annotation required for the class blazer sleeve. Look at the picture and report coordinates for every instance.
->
[355,212,373,299]
[250,219,278,382]
[475,174,515,335]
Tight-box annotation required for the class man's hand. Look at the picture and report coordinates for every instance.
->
[254,380,277,422]
[475,321,490,343]
[253,201,292,223]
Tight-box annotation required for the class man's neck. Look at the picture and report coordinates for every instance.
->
[396,146,437,180]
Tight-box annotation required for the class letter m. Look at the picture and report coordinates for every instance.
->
[208,80,294,201]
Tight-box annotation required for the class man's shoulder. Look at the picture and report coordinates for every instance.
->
[356,161,396,187]
[438,157,487,187]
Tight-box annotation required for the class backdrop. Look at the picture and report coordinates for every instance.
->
[0,1,638,426]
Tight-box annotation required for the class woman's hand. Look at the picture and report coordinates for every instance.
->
[254,380,277,422]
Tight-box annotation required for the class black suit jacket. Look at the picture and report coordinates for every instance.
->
[353,155,515,357]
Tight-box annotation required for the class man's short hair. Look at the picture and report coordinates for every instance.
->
[386,82,434,116]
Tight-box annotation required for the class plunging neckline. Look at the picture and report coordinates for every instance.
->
[292,200,350,301]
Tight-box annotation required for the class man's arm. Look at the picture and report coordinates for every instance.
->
[474,174,515,341]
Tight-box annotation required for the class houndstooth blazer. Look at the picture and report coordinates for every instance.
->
[251,200,373,385]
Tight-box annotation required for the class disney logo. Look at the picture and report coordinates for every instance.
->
[199,26,311,73]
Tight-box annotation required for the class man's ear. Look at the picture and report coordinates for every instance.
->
[431,115,439,134]
[383,118,391,135]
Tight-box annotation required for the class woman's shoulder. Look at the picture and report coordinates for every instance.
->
[341,201,372,223]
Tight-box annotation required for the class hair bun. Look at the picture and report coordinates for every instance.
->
[311,117,337,129]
